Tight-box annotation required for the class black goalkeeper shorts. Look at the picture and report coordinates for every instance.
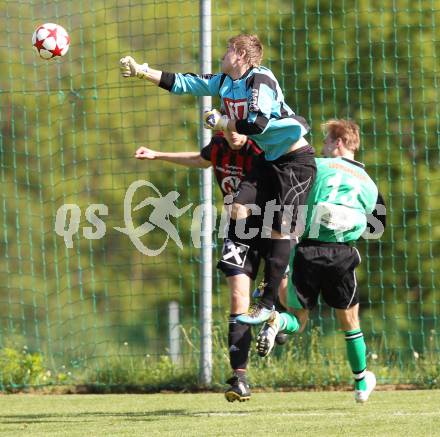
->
[292,239,362,310]
[217,238,261,280]
[234,145,316,234]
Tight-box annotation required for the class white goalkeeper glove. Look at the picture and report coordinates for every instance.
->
[203,109,229,131]
[120,56,149,79]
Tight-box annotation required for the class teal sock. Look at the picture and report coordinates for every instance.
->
[279,312,300,334]
[345,329,367,391]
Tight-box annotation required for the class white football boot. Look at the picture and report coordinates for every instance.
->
[354,371,376,403]
[256,311,281,357]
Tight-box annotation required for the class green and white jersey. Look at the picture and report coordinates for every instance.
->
[300,157,378,243]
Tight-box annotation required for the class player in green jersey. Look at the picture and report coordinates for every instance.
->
[257,119,385,403]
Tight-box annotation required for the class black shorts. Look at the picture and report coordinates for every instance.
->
[292,239,362,309]
[217,238,261,280]
[234,145,316,234]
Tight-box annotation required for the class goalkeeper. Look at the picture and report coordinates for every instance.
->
[120,34,316,325]
[134,129,287,402]
[256,119,386,404]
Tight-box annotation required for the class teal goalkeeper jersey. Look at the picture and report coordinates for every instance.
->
[301,157,378,243]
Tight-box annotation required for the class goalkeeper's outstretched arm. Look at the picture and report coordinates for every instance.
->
[119,56,237,131]
[134,146,211,169]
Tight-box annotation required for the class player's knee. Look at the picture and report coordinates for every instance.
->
[271,229,291,239]
[335,306,360,331]
[230,203,250,220]
[230,290,250,314]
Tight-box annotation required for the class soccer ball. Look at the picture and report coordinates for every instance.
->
[32,23,70,60]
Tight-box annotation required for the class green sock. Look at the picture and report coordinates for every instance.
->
[344,329,367,391]
[279,312,300,334]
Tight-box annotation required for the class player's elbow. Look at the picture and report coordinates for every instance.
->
[235,115,269,135]
[197,157,212,169]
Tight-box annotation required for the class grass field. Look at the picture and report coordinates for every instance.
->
[1,390,440,436]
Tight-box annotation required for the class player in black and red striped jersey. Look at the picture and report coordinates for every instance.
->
[135,129,276,402]
[200,131,262,197]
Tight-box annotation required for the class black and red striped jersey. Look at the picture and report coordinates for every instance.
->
[201,134,263,197]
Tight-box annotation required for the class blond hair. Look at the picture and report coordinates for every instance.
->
[322,119,360,152]
[228,34,263,67]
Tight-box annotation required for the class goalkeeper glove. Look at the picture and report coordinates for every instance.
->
[120,56,149,79]
[203,109,229,131]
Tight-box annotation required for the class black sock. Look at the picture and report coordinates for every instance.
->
[228,314,252,371]
[260,239,291,309]
[275,295,287,313]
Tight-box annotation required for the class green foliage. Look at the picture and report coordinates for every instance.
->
[2,326,440,393]
[0,346,45,391]
[84,355,198,393]
[0,341,75,392]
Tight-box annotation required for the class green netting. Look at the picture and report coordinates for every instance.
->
[1,0,439,390]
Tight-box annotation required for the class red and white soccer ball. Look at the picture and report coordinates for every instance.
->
[32,23,70,60]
